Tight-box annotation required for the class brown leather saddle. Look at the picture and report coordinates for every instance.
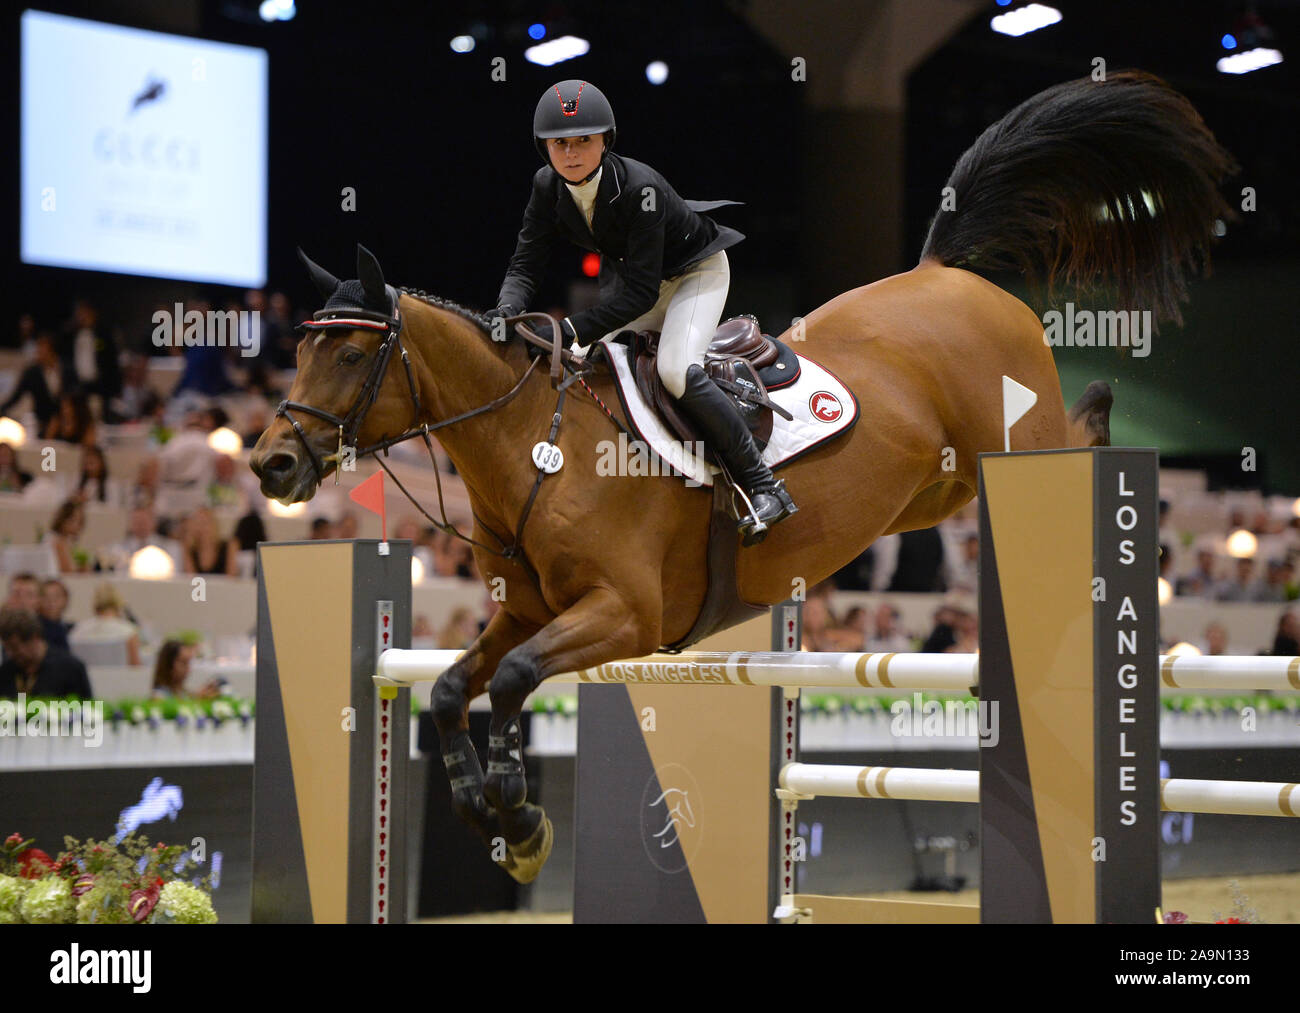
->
[626,316,795,453]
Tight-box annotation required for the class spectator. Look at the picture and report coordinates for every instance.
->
[182,507,239,576]
[150,639,219,699]
[1176,548,1218,598]
[4,573,40,613]
[265,291,297,369]
[43,499,87,573]
[0,442,32,493]
[74,444,120,506]
[62,299,122,413]
[130,456,162,510]
[1272,610,1299,657]
[45,391,97,446]
[207,453,248,512]
[867,603,913,653]
[0,333,72,432]
[412,614,436,649]
[37,578,72,651]
[336,512,359,539]
[156,409,217,515]
[15,312,36,355]
[109,353,152,422]
[1256,559,1295,603]
[233,511,267,551]
[887,527,947,593]
[921,604,959,654]
[1202,621,1229,656]
[68,584,142,666]
[310,517,334,540]
[0,607,92,699]
[172,300,236,397]
[1214,557,1262,602]
[104,504,184,573]
[437,607,482,650]
[946,532,980,594]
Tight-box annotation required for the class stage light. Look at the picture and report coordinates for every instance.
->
[990,4,1062,37]
[1222,33,1237,49]
[646,61,669,85]
[1217,47,1283,73]
[258,0,294,22]
[1225,529,1258,558]
[450,35,475,53]
[525,35,590,66]
[528,24,546,40]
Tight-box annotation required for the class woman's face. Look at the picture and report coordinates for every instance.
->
[84,450,104,477]
[173,645,194,683]
[547,134,604,183]
[61,508,84,537]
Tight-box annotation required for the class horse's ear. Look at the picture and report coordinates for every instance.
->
[356,244,387,310]
[297,247,339,300]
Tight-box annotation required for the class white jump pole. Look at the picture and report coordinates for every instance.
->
[778,763,1300,818]
[375,648,1300,692]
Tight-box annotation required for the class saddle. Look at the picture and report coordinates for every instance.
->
[622,316,798,452]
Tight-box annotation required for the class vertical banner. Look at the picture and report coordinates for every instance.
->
[1092,450,1161,922]
[978,449,1159,923]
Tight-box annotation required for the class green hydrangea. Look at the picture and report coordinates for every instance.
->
[75,883,131,925]
[20,878,75,924]
[0,874,30,919]
[152,881,217,924]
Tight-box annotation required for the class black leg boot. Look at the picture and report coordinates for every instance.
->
[675,364,798,544]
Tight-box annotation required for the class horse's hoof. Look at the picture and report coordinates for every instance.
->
[501,815,553,884]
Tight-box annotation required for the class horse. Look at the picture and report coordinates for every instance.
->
[250,72,1234,882]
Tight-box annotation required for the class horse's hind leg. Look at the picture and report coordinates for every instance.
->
[430,609,538,852]
[484,585,661,883]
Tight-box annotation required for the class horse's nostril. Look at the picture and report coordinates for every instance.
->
[262,452,297,478]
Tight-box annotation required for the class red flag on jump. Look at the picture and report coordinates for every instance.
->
[349,470,387,541]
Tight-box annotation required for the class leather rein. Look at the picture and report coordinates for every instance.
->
[275,291,596,566]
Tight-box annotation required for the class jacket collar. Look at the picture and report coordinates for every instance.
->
[554,153,623,239]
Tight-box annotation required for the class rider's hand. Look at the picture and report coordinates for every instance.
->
[569,340,590,360]
[487,304,518,323]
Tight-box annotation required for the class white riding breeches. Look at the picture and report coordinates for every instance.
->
[595,250,730,399]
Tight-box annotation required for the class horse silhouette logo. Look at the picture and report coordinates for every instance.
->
[640,763,704,873]
[809,391,843,423]
[648,787,696,849]
[130,75,166,114]
[111,777,183,843]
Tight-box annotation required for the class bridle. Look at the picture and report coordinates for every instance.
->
[272,288,563,565]
[276,287,416,482]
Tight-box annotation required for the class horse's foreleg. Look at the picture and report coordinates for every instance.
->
[430,608,539,848]
[483,585,661,882]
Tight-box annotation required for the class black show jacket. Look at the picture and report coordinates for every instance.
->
[496,152,744,346]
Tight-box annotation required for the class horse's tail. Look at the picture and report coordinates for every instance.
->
[920,71,1237,325]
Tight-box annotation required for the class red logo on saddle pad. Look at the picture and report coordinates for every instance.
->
[809,391,842,423]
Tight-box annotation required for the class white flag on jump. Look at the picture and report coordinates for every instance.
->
[1002,375,1038,452]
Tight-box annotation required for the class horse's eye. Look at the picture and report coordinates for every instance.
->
[342,349,364,365]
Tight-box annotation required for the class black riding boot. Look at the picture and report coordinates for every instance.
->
[676,364,798,545]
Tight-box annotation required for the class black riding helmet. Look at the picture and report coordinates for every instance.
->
[533,79,616,173]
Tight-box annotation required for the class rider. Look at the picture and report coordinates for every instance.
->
[491,79,797,542]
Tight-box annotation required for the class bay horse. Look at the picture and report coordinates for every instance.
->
[250,72,1234,882]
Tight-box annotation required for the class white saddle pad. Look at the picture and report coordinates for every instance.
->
[598,336,859,487]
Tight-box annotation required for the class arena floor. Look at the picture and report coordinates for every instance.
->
[421,873,1300,924]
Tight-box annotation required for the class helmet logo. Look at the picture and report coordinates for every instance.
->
[556,81,584,117]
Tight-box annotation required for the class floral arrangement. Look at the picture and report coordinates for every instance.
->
[0,832,217,924]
